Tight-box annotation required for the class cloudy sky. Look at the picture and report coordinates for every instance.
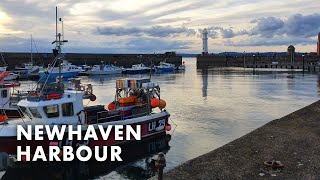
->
[0,0,319,54]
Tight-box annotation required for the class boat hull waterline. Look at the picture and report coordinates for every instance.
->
[39,71,78,80]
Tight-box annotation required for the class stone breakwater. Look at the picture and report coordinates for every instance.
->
[164,100,320,179]
[1,52,182,69]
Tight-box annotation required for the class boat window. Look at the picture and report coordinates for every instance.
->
[2,90,7,98]
[19,106,32,119]
[62,102,74,116]
[43,105,59,118]
[29,107,42,118]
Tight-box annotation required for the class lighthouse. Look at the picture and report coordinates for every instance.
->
[202,28,208,55]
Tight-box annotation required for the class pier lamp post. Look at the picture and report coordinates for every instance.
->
[253,55,256,72]
[243,51,246,68]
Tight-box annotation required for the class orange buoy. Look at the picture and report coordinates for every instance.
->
[0,115,8,122]
[108,102,116,110]
[159,99,166,109]
[165,124,172,131]
[150,98,160,108]
[90,94,96,101]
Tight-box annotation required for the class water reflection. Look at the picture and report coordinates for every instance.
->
[201,68,208,99]
[1,58,319,179]
[0,133,170,180]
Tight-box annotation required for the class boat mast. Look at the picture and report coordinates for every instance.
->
[30,34,33,65]
[52,6,67,83]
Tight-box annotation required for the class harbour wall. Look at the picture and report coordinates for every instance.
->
[164,100,320,179]
[197,55,320,68]
[1,52,182,69]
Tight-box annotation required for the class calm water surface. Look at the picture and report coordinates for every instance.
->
[1,57,319,179]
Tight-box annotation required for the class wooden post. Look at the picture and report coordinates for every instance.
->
[155,152,166,180]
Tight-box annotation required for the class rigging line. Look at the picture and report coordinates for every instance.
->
[17,106,27,128]
[36,56,57,85]
[36,56,59,93]
[169,117,177,136]
[32,38,44,62]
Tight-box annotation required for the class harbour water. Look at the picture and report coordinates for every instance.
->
[0,57,319,179]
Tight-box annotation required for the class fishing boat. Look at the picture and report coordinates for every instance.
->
[0,8,171,157]
[0,77,171,156]
[123,63,152,74]
[155,62,175,72]
[88,64,122,75]
[38,60,80,80]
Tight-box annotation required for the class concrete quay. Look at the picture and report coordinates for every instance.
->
[164,100,320,179]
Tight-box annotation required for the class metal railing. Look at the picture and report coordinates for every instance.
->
[92,103,150,124]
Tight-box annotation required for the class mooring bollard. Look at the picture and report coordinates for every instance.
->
[155,152,166,180]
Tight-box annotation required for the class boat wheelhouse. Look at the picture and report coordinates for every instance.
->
[0,82,23,119]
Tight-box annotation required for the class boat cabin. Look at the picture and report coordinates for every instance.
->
[17,89,85,125]
[0,83,21,109]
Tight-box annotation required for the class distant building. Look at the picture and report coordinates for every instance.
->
[317,32,320,56]
[202,28,208,56]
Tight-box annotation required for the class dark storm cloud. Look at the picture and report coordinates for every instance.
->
[221,13,320,46]
[249,13,320,38]
[284,13,320,38]
[96,26,196,38]
[206,13,320,41]
[249,17,284,37]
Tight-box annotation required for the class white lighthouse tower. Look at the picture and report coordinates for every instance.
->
[202,28,208,55]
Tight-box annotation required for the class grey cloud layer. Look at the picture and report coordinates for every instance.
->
[96,26,196,38]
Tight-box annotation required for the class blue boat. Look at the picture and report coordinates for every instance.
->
[155,62,175,72]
